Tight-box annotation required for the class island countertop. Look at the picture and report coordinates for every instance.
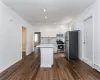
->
[36,44,54,68]
[36,44,54,48]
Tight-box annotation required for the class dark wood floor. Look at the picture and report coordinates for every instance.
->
[0,53,100,80]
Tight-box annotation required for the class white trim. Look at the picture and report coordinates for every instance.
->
[0,58,21,73]
[0,67,9,73]
[83,15,94,66]
[92,13,95,68]
[0,52,32,73]
[94,65,100,72]
[80,58,95,68]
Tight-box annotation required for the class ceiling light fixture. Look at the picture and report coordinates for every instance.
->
[45,16,47,19]
[44,9,46,12]
[54,23,56,24]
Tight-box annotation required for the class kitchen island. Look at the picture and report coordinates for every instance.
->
[36,44,54,68]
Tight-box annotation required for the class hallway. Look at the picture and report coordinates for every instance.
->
[1,0,100,80]
[0,53,100,80]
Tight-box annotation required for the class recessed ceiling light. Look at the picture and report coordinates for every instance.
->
[45,16,47,19]
[44,9,46,12]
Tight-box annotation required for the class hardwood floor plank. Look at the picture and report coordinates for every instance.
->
[0,53,100,80]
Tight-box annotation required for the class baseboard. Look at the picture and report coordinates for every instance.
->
[94,64,100,72]
[79,58,95,68]
[0,58,21,73]
[79,57,100,72]
[0,68,7,73]
[0,51,34,73]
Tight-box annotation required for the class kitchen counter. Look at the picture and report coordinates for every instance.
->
[36,44,54,68]
[36,44,54,48]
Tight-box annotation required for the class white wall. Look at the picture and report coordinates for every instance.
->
[33,24,68,53]
[70,0,100,71]
[69,3,95,67]
[0,1,34,72]
[84,17,93,63]
[31,16,70,54]
[34,24,68,37]
[94,0,100,71]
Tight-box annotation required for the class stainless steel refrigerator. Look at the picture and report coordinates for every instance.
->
[65,31,79,60]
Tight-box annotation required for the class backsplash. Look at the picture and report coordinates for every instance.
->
[41,37,57,44]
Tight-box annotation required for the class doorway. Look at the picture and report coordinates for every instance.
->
[34,32,41,53]
[34,32,41,48]
[84,16,93,64]
[22,27,27,59]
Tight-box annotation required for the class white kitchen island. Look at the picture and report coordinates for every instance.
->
[36,44,54,68]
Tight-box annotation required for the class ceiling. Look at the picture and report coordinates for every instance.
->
[2,0,95,25]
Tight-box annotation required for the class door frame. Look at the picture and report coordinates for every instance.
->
[83,15,94,67]
[34,32,41,47]
[22,26,27,59]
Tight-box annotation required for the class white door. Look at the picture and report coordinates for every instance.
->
[84,16,93,64]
